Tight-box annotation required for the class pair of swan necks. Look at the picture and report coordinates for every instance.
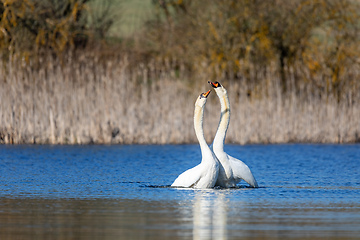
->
[172,82,258,189]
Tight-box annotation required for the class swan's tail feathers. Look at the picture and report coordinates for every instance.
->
[229,155,259,188]
[243,173,259,188]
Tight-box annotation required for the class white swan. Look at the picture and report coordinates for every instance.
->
[171,90,219,188]
[208,81,259,188]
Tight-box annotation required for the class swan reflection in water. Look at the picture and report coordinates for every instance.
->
[192,191,228,240]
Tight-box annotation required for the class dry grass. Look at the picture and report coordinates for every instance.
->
[0,55,359,144]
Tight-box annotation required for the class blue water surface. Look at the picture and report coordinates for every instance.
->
[0,144,359,239]
[1,144,359,200]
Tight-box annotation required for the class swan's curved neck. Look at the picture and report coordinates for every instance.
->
[194,105,210,156]
[213,94,230,152]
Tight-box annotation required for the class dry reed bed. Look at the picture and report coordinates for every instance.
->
[0,57,359,144]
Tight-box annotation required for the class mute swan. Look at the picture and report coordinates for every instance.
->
[208,81,259,188]
[171,90,219,188]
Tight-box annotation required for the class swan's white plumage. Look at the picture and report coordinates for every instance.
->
[171,91,219,189]
[171,165,202,188]
[209,81,258,188]
[228,155,258,188]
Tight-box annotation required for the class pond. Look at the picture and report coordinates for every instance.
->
[0,144,359,239]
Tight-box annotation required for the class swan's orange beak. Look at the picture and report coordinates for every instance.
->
[200,90,211,98]
[208,81,220,88]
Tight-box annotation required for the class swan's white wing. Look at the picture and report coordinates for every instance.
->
[171,165,202,188]
[228,154,259,188]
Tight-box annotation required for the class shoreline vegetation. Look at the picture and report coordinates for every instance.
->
[0,0,359,144]
[1,53,359,144]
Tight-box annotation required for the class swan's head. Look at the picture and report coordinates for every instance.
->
[208,81,227,97]
[195,90,211,107]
